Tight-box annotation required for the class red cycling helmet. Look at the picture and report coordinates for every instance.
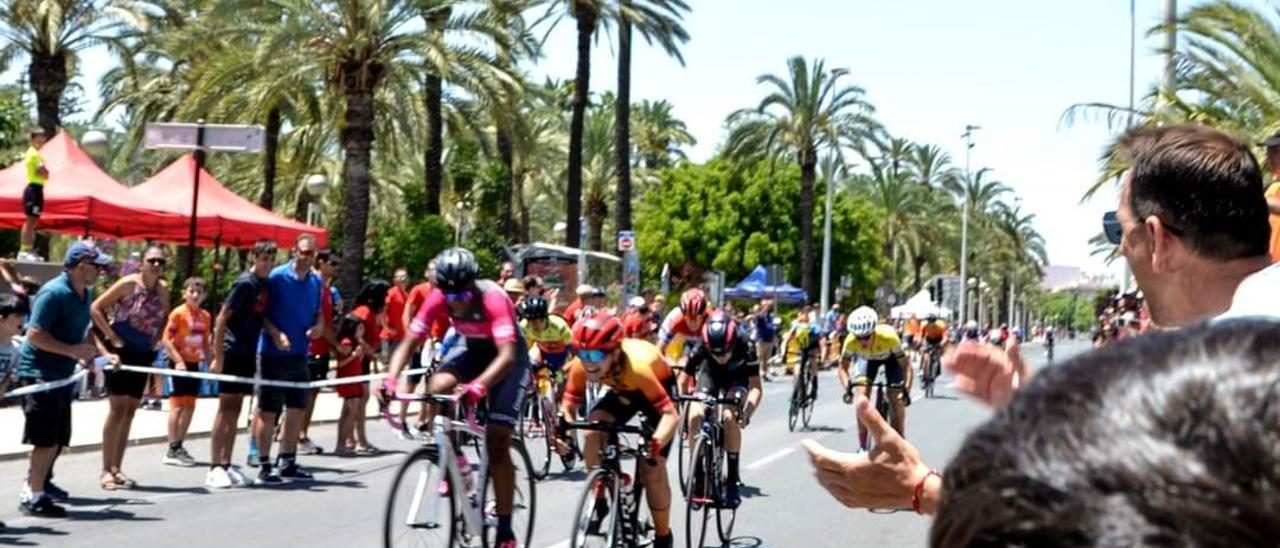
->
[572,311,625,351]
[701,311,737,355]
[680,288,708,317]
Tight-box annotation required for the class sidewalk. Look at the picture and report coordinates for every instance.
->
[0,390,389,461]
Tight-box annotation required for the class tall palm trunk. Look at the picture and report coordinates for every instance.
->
[613,8,633,238]
[586,193,606,251]
[799,147,817,299]
[497,129,516,241]
[29,52,67,134]
[566,0,596,248]
[423,7,450,216]
[337,84,377,301]
[260,106,282,210]
[911,254,926,293]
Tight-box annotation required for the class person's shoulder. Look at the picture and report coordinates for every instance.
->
[875,324,900,341]
[621,337,661,361]
[1218,263,1280,321]
[550,314,570,329]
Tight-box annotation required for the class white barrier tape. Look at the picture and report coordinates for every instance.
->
[3,369,89,399]
[114,364,434,390]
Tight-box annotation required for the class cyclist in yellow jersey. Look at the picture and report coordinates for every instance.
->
[516,296,574,372]
[838,306,912,439]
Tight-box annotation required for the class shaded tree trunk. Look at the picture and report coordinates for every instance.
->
[799,149,817,300]
[613,8,633,240]
[514,168,531,243]
[566,0,596,248]
[497,129,516,241]
[911,254,926,294]
[587,195,607,251]
[29,52,67,134]
[293,188,310,222]
[423,7,450,216]
[337,80,378,301]
[260,107,282,210]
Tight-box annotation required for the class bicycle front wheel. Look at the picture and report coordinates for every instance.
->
[480,441,537,548]
[570,469,620,548]
[787,376,804,432]
[715,443,737,544]
[384,445,457,548]
[518,395,552,480]
[676,401,690,496]
[685,437,714,548]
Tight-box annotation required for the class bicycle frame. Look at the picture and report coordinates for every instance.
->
[564,420,657,546]
[400,394,490,537]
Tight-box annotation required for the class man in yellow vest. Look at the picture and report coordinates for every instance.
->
[20,127,50,262]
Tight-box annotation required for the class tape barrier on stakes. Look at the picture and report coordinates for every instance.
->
[113,364,435,390]
[2,368,90,399]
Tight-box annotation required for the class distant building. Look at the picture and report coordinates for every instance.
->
[1041,265,1117,294]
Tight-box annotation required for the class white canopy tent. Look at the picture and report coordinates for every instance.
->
[890,289,953,320]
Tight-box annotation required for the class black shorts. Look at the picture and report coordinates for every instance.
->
[219,354,257,395]
[437,336,529,429]
[590,389,674,459]
[22,183,43,217]
[695,364,756,398]
[308,354,330,383]
[169,362,202,397]
[20,380,73,448]
[258,355,310,414]
[105,344,157,399]
[854,357,905,387]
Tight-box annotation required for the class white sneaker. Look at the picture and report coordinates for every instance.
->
[226,465,249,487]
[298,438,321,455]
[205,467,234,489]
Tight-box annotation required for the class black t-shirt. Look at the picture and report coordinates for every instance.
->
[687,328,760,379]
[223,271,269,356]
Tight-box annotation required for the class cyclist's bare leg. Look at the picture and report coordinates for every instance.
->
[640,453,672,537]
[421,371,459,435]
[722,406,741,452]
[888,388,906,437]
[685,401,705,443]
[486,424,515,515]
[581,408,617,470]
[853,384,870,440]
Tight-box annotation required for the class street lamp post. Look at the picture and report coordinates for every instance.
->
[305,174,329,226]
[959,124,980,325]
[820,153,840,313]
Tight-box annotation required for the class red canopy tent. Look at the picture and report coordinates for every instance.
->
[129,154,327,249]
[0,132,188,239]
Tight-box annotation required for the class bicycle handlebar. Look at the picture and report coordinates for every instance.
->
[673,394,742,406]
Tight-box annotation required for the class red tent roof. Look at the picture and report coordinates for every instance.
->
[129,154,327,248]
[0,132,188,239]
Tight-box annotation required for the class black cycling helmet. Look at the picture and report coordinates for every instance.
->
[433,247,478,293]
[517,296,549,320]
[701,311,738,355]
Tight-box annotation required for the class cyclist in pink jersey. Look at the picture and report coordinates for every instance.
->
[381,247,529,548]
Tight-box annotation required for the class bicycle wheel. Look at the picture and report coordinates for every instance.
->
[715,444,737,544]
[480,441,537,548]
[801,368,816,429]
[787,375,803,432]
[685,437,713,548]
[384,445,457,548]
[570,469,620,548]
[676,401,690,497]
[518,396,551,480]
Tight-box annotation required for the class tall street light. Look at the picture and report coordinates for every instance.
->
[959,124,980,324]
[819,152,842,313]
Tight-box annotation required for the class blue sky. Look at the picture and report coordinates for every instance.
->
[35,0,1222,279]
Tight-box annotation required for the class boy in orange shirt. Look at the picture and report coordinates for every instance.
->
[161,278,212,467]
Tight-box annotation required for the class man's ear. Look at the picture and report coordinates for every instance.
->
[1145,216,1184,272]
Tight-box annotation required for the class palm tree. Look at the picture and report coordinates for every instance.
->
[633,99,694,168]
[0,0,147,133]
[261,0,425,299]
[724,56,881,298]
[553,0,606,248]
[612,0,689,236]
[854,161,923,303]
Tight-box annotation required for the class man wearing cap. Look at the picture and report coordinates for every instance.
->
[502,278,527,307]
[19,128,50,262]
[15,241,108,517]
[1259,131,1280,262]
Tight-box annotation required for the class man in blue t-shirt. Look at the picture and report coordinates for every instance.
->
[207,239,277,489]
[16,242,108,517]
[252,234,323,484]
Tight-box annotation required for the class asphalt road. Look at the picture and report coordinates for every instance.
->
[0,340,1087,547]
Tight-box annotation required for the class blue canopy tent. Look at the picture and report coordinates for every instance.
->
[724,265,808,304]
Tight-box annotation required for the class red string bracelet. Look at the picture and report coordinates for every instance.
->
[912,469,941,514]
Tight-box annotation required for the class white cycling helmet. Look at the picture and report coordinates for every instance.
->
[846,306,878,337]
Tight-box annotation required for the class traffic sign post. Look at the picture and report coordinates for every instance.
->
[145,121,265,280]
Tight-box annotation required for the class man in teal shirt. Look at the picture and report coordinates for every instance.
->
[19,127,49,262]
[16,242,108,517]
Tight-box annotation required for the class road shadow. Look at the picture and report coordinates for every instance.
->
[65,508,163,522]
[65,495,144,506]
[800,425,844,434]
[739,484,767,499]
[0,525,68,547]
[550,469,588,482]
[253,479,367,492]
[128,485,209,495]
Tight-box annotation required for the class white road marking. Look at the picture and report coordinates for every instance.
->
[745,447,795,470]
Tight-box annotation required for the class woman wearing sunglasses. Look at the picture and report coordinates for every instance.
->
[381,247,531,548]
[90,244,171,490]
[557,311,680,548]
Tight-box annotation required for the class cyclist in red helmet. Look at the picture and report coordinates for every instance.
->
[657,288,710,390]
[559,311,679,548]
[684,311,763,509]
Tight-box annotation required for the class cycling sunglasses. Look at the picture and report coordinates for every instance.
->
[1102,211,1123,245]
[444,290,473,303]
[579,349,608,363]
